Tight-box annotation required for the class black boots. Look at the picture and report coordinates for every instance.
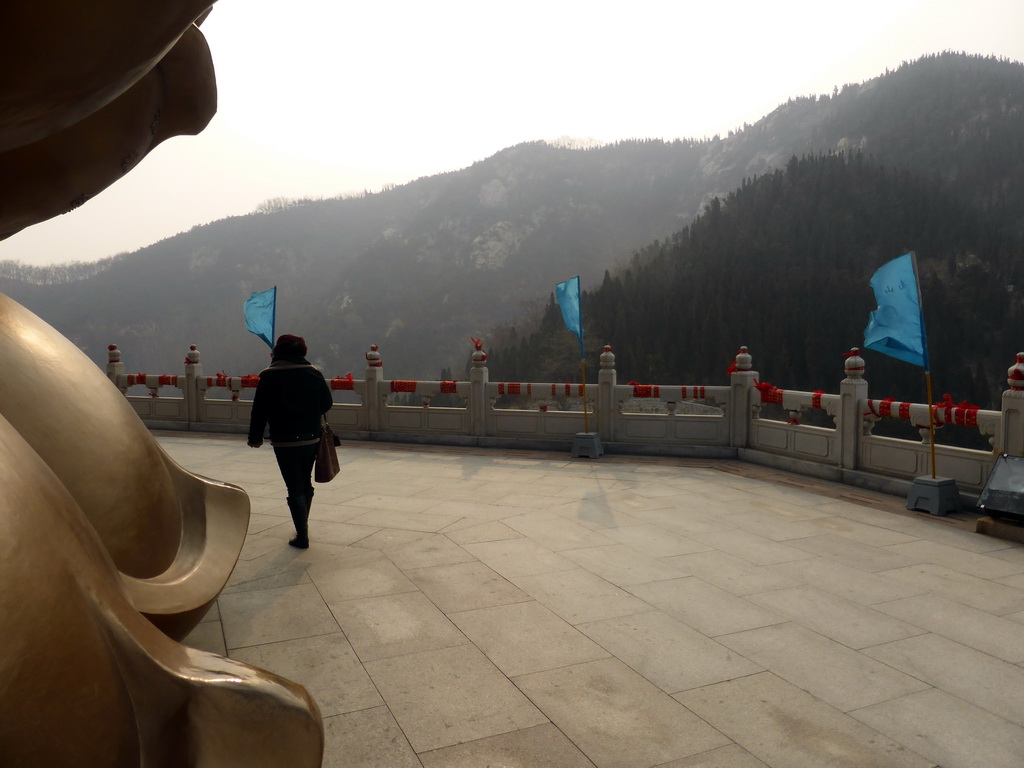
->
[286,496,309,549]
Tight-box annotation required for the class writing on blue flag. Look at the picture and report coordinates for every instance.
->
[863,253,929,370]
[555,276,584,359]
[244,287,276,350]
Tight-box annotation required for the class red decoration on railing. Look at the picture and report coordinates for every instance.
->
[240,375,260,388]
[439,380,459,394]
[865,398,914,421]
[754,380,784,405]
[934,394,980,428]
[330,373,355,391]
[470,337,488,361]
[497,382,530,396]
[629,382,655,398]
[157,375,178,387]
[841,349,864,371]
[811,390,825,410]
[390,380,417,393]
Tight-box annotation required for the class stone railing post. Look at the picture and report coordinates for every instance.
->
[364,344,383,432]
[183,344,201,426]
[469,340,489,436]
[729,346,757,448]
[1000,351,1024,456]
[838,347,867,470]
[598,345,616,440]
[106,344,125,392]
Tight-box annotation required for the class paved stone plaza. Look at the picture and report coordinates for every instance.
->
[165,432,1024,768]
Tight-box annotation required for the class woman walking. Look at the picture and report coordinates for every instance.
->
[247,334,333,548]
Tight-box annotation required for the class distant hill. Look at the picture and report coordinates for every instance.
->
[490,151,1024,413]
[2,52,1022,384]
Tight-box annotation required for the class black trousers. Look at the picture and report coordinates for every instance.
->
[273,444,318,506]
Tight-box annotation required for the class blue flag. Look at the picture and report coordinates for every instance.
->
[555,276,584,359]
[863,253,929,370]
[244,287,276,349]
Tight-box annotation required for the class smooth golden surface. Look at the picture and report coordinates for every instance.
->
[2,3,324,762]
[0,414,323,767]
[0,293,251,637]
[0,23,218,240]
[0,0,214,151]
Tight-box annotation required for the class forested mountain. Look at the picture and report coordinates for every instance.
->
[490,152,1024,409]
[1,52,1022,387]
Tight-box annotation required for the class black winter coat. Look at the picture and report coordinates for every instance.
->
[247,356,333,445]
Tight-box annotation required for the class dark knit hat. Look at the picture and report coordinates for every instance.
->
[272,334,307,358]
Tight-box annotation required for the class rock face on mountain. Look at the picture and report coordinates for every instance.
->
[3,53,1022,381]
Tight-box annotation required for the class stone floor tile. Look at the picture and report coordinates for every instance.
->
[350,528,432,550]
[230,632,382,718]
[884,539,1024,579]
[308,551,419,603]
[514,658,730,768]
[718,622,929,712]
[463,537,577,578]
[409,485,505,508]
[719,509,826,541]
[343,493,445,513]
[218,582,340,649]
[746,585,925,648]
[656,744,769,768]
[690,529,816,565]
[442,519,522,544]
[326,590,469,662]
[873,593,1024,662]
[598,488,684,513]
[365,645,547,753]
[987,544,1024,565]
[405,561,531,613]
[511,567,653,625]
[155,435,1024,768]
[789,534,923,572]
[676,672,933,768]
[223,548,313,594]
[181,619,226,656]
[874,515,1013,553]
[626,505,735,536]
[344,505,464,532]
[450,600,610,677]
[561,543,687,586]
[322,707,421,768]
[852,688,1024,768]
[662,550,803,595]
[626,577,784,637]
[578,610,762,694]
[382,532,476,570]
[596,524,713,558]
[880,563,1024,614]
[997,571,1024,590]
[765,556,927,605]
[503,510,617,550]
[418,723,597,768]
[800,514,921,546]
[553,499,649,532]
[863,633,1024,722]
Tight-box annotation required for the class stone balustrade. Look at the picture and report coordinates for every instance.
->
[106,341,1024,501]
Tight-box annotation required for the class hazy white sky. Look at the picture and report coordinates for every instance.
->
[4,0,1023,267]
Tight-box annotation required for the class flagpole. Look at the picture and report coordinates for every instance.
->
[909,253,937,479]
[581,359,589,433]
[925,371,937,479]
